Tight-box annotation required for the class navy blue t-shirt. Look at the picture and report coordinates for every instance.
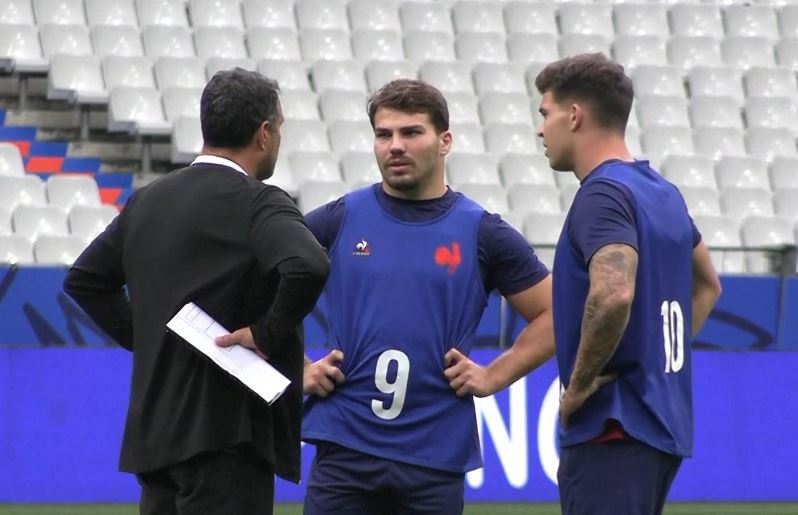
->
[305,183,549,295]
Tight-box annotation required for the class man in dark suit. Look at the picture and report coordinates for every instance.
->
[63,68,330,515]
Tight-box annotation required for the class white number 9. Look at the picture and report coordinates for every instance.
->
[371,349,410,420]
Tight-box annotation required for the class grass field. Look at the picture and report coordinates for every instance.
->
[1,504,797,515]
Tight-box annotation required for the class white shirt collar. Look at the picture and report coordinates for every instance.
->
[190,155,248,176]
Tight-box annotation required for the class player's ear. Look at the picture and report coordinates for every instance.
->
[570,103,583,131]
[440,130,452,156]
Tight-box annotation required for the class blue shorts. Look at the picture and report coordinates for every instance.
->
[303,441,465,515]
[558,438,683,515]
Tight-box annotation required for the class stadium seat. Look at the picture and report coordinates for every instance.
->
[13,205,70,242]
[626,126,642,157]
[640,126,695,167]
[721,187,774,220]
[745,97,798,135]
[448,123,485,155]
[86,0,139,27]
[479,93,533,126]
[770,157,798,189]
[716,156,770,191]
[340,151,379,186]
[107,87,171,135]
[0,0,35,25]
[136,0,189,27]
[740,215,795,273]
[348,0,400,32]
[680,186,722,216]
[205,57,256,77]
[632,66,686,98]
[723,5,779,41]
[0,208,11,236]
[456,183,510,215]
[722,37,776,70]
[0,235,35,265]
[319,90,368,122]
[560,182,580,212]
[288,152,342,187]
[419,61,474,94]
[142,26,195,58]
[661,155,718,189]
[194,27,248,59]
[507,33,558,66]
[692,214,744,274]
[279,90,320,121]
[68,204,118,242]
[508,184,560,216]
[558,34,611,59]
[776,38,798,70]
[328,120,373,154]
[241,0,296,30]
[256,60,309,91]
[687,66,744,104]
[447,154,500,187]
[170,117,201,163]
[163,87,202,122]
[399,2,453,34]
[155,57,205,89]
[500,154,556,188]
[669,4,724,38]
[452,1,505,34]
[746,127,798,162]
[613,3,669,37]
[247,28,302,61]
[473,63,528,95]
[91,25,144,57]
[779,5,798,38]
[103,56,155,89]
[404,31,456,63]
[743,66,797,99]
[636,96,690,129]
[613,35,668,70]
[300,28,353,61]
[189,0,244,29]
[0,24,48,73]
[0,176,47,213]
[47,54,107,103]
[503,2,557,36]
[312,60,367,93]
[34,0,86,25]
[774,189,798,221]
[40,24,93,57]
[485,123,539,157]
[455,32,508,64]
[281,120,330,152]
[523,212,565,268]
[668,36,723,72]
[365,61,418,92]
[296,0,349,31]
[34,234,87,265]
[46,175,101,211]
[443,92,480,124]
[0,144,25,178]
[559,3,614,38]
[690,96,744,130]
[694,127,747,161]
[298,180,349,214]
[352,30,405,62]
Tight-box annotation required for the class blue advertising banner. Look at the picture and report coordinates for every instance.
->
[1,348,797,503]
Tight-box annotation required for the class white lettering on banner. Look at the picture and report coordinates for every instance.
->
[466,376,561,490]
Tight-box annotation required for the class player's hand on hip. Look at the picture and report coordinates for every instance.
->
[304,349,345,397]
[559,373,617,428]
[215,327,268,360]
[444,348,494,398]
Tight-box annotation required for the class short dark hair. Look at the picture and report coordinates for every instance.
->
[535,53,633,130]
[200,68,280,148]
[367,79,449,133]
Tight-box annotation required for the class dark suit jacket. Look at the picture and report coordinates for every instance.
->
[63,163,329,482]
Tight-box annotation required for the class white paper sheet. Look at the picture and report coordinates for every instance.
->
[166,302,290,404]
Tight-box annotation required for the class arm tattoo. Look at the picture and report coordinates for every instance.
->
[570,244,638,390]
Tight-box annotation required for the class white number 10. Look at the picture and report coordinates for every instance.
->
[661,300,685,373]
[371,349,410,420]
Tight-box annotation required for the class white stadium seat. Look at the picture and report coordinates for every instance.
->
[34,235,87,265]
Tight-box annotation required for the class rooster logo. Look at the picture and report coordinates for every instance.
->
[435,242,461,274]
[353,239,371,256]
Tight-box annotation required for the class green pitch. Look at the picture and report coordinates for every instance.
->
[2,504,798,515]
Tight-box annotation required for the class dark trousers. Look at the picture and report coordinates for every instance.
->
[558,438,682,515]
[304,442,465,515]
[137,444,275,515]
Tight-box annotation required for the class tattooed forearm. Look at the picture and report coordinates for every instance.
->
[569,244,638,391]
